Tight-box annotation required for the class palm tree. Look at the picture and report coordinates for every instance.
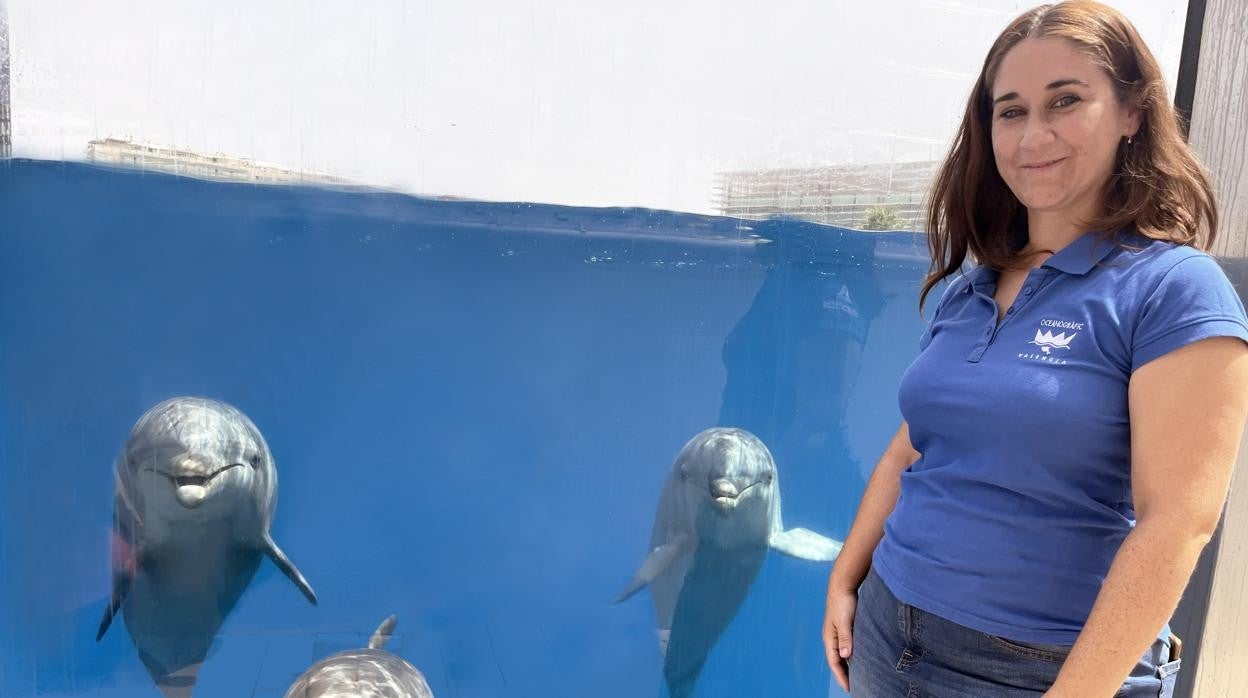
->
[861,205,906,231]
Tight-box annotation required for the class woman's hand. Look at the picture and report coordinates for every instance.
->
[820,422,918,693]
[823,580,859,693]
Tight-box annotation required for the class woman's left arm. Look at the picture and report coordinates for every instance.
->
[1045,336,1248,697]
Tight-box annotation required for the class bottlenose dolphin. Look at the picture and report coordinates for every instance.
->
[617,427,842,697]
[96,396,317,697]
[284,615,435,698]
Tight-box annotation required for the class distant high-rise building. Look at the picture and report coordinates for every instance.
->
[85,138,350,185]
[714,160,940,231]
[0,0,12,159]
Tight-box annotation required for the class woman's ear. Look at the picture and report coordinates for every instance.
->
[1123,88,1145,139]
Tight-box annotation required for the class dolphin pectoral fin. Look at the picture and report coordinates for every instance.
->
[615,535,692,603]
[769,527,843,562]
[369,615,398,650]
[262,534,318,605]
[95,609,115,642]
[615,576,649,603]
[96,569,133,641]
[99,510,141,641]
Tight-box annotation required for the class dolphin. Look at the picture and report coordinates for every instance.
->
[284,615,435,698]
[96,396,317,697]
[616,427,842,697]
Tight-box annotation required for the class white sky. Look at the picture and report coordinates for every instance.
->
[7,0,1188,213]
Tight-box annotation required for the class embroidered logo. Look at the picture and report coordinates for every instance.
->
[1019,319,1084,365]
[1029,329,1076,355]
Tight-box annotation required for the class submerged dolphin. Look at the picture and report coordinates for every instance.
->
[284,615,435,698]
[617,427,842,697]
[96,396,317,697]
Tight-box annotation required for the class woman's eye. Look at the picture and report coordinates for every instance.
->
[1054,95,1080,108]
[999,108,1023,120]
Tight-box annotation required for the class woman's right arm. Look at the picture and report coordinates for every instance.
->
[823,421,921,692]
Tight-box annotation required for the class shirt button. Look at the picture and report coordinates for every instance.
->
[1023,286,1034,295]
[1007,307,1015,314]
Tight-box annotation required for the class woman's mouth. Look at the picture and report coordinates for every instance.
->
[1022,157,1067,171]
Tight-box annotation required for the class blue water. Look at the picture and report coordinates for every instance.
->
[0,159,929,697]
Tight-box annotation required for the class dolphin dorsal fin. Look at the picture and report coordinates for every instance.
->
[369,615,398,650]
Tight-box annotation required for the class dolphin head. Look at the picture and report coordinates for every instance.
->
[284,651,434,698]
[678,428,777,517]
[283,617,434,698]
[122,397,276,523]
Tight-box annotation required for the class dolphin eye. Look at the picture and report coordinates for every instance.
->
[249,454,262,468]
[763,472,774,484]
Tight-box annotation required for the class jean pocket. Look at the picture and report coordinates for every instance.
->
[986,635,1074,663]
[1156,658,1181,697]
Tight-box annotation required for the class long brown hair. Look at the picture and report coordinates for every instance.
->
[921,0,1218,310]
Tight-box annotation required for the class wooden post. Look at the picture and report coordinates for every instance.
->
[1182,0,1248,695]
[1188,0,1247,260]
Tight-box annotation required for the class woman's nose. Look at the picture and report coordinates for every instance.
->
[1019,116,1057,151]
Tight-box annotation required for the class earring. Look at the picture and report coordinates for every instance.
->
[1127,135,1134,145]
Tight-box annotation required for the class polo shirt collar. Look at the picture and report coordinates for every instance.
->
[1041,231,1120,275]
[963,264,997,293]
[963,231,1121,294]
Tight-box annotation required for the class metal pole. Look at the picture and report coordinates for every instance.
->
[0,0,12,159]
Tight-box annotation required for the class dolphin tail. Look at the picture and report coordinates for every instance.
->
[768,527,843,562]
[96,569,133,641]
[369,615,398,650]
[155,663,201,698]
[615,536,691,603]
[662,631,708,698]
[262,533,318,605]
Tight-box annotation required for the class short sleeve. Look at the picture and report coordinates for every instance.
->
[918,275,967,352]
[1131,254,1248,372]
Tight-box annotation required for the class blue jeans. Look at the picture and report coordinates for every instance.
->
[846,568,1181,697]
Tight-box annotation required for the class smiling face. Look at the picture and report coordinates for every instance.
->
[130,438,257,510]
[123,398,274,523]
[678,428,776,517]
[990,37,1140,226]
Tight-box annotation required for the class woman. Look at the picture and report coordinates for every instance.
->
[822,2,1248,697]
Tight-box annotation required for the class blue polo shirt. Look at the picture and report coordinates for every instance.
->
[873,230,1248,644]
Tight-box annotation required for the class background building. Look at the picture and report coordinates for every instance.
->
[85,138,350,185]
[714,160,939,231]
